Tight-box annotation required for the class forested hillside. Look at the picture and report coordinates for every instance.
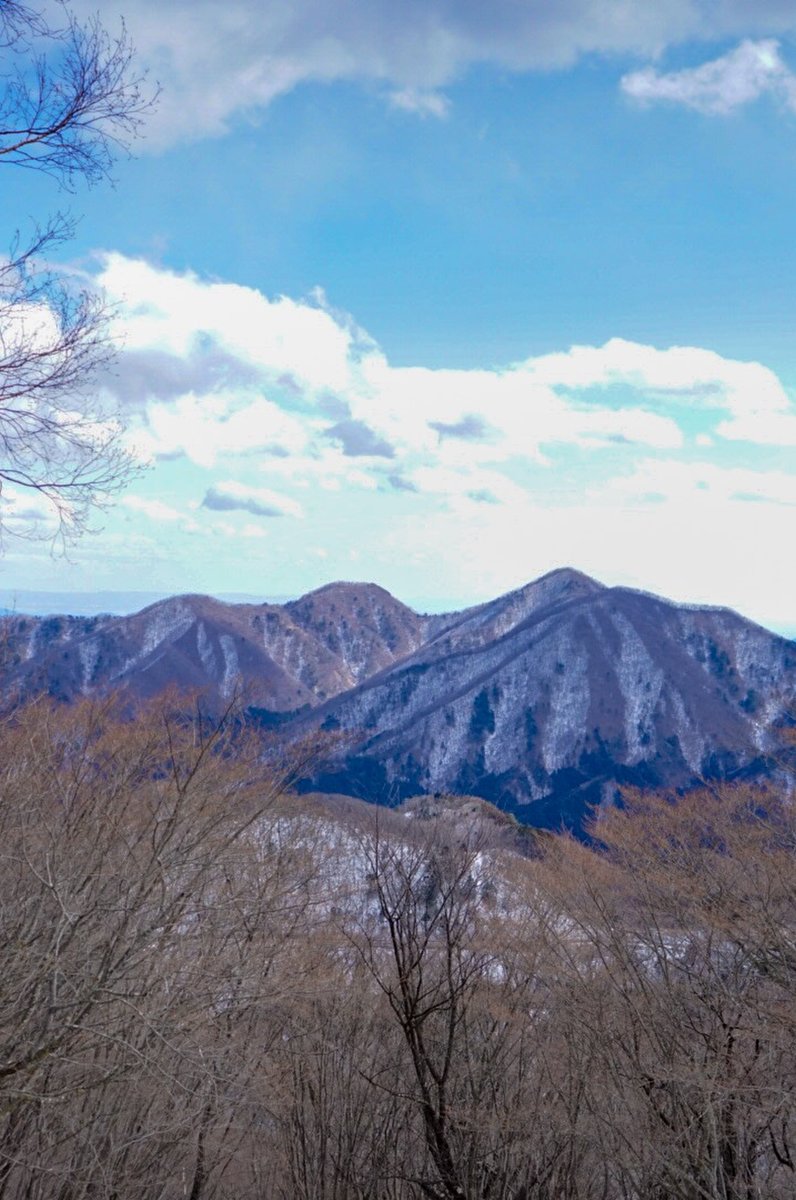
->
[1,697,794,1199]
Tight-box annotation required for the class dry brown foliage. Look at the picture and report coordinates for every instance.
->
[0,702,793,1199]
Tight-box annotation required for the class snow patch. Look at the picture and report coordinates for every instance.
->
[668,689,706,771]
[613,613,665,764]
[219,633,241,699]
[78,639,100,693]
[196,621,217,678]
[541,637,590,773]
[120,598,194,676]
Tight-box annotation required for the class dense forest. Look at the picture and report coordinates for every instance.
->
[0,696,794,1199]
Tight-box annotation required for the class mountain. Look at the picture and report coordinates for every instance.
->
[0,584,425,711]
[289,570,796,831]
[2,569,794,832]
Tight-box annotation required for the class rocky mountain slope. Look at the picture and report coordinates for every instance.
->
[290,570,796,831]
[0,583,425,710]
[2,569,794,831]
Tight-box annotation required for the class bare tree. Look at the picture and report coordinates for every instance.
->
[344,816,580,1200]
[538,788,796,1200]
[2,686,793,1200]
[0,692,308,1198]
[0,0,155,546]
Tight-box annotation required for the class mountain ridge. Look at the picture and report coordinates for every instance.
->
[2,568,794,831]
[284,577,796,830]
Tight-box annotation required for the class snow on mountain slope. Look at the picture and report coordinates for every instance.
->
[290,577,796,832]
[2,569,794,832]
[0,582,426,711]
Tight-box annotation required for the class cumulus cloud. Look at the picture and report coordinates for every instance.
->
[204,519,269,539]
[407,465,529,509]
[201,482,303,518]
[380,472,796,631]
[95,256,796,522]
[716,410,796,444]
[387,472,419,493]
[107,345,261,408]
[261,450,380,493]
[68,0,796,146]
[99,255,360,394]
[126,393,310,468]
[621,39,796,114]
[526,336,796,443]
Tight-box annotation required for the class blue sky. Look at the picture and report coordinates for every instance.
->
[3,1,796,631]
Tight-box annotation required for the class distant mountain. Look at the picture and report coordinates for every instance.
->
[290,570,796,832]
[0,583,426,710]
[2,569,794,832]
[0,589,290,618]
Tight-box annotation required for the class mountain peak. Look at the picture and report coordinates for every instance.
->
[289,580,402,608]
[531,566,604,592]
[5,572,795,839]
[295,575,796,833]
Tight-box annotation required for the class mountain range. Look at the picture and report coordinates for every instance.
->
[2,568,794,832]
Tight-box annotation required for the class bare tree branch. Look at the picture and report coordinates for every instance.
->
[0,1,157,548]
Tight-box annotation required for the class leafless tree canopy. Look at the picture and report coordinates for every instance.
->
[0,0,155,546]
[0,693,794,1199]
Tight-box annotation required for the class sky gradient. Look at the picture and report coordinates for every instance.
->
[3,1,796,632]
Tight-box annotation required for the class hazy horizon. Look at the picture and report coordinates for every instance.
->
[2,577,794,640]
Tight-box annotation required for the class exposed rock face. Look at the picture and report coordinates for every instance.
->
[2,569,794,831]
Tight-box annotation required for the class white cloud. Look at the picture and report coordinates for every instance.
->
[525,336,796,442]
[621,39,796,115]
[543,405,683,451]
[259,449,381,492]
[68,0,796,147]
[83,253,796,627]
[716,411,796,444]
[203,519,269,539]
[0,487,60,531]
[598,459,796,507]
[352,356,683,465]
[388,88,450,118]
[379,464,796,630]
[96,257,796,511]
[128,392,310,468]
[100,254,359,393]
[201,481,303,519]
[121,496,183,521]
[407,465,529,508]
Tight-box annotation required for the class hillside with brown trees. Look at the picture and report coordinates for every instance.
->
[1,696,794,1199]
